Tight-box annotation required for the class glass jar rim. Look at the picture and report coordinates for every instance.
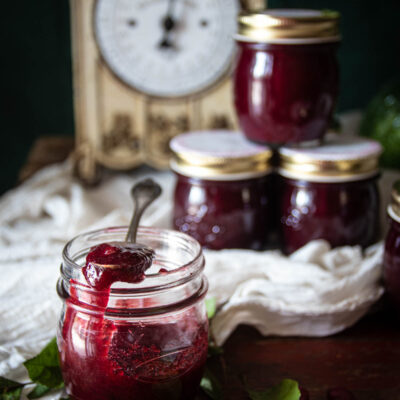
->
[62,226,205,293]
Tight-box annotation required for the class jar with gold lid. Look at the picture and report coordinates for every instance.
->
[234,9,340,145]
[278,136,382,253]
[384,181,400,313]
[170,130,274,250]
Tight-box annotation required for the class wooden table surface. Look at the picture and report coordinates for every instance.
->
[21,137,400,400]
[205,305,400,400]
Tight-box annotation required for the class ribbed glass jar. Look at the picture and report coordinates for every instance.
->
[57,227,208,400]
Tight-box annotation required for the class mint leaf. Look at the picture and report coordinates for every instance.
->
[23,338,63,389]
[207,343,223,357]
[27,384,51,399]
[0,386,23,400]
[205,297,217,320]
[0,377,24,400]
[247,379,301,400]
[0,377,24,391]
[200,367,223,400]
[321,9,340,18]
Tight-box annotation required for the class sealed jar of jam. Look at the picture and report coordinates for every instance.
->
[384,181,400,313]
[170,130,273,250]
[279,136,382,253]
[57,227,208,400]
[234,9,340,145]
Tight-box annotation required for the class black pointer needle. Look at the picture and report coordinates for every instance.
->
[159,0,177,49]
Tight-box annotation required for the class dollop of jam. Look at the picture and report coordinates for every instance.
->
[83,242,155,290]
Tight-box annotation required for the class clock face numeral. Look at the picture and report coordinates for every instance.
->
[95,0,240,97]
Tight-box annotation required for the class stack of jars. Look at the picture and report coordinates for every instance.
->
[170,9,383,254]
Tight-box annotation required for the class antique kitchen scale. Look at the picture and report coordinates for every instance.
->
[70,0,264,182]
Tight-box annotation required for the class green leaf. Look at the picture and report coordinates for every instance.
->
[0,377,24,391]
[247,379,301,400]
[205,297,217,320]
[0,377,24,400]
[200,367,223,400]
[360,79,400,168]
[207,343,223,357]
[23,338,63,389]
[27,384,51,399]
[321,9,340,18]
[0,387,23,400]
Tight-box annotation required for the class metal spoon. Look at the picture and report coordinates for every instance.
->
[125,178,162,243]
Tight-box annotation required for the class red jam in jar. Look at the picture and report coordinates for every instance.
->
[170,131,273,250]
[234,9,340,145]
[279,136,382,253]
[57,227,208,400]
[384,182,400,313]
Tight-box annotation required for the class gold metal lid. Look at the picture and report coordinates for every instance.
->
[170,131,272,180]
[236,9,341,44]
[279,135,382,182]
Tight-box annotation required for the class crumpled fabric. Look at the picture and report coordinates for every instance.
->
[0,152,388,398]
[206,241,383,345]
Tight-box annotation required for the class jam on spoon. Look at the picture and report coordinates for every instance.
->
[82,179,162,290]
[84,242,155,290]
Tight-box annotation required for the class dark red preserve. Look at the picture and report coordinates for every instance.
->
[384,181,400,313]
[279,136,382,253]
[170,131,273,250]
[234,9,340,145]
[57,227,208,400]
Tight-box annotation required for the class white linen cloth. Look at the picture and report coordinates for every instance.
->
[0,112,397,398]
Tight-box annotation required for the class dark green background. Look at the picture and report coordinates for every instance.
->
[1,0,399,194]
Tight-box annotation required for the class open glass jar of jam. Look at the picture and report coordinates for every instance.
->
[57,227,208,400]
[384,181,400,313]
[170,130,273,250]
[234,9,340,145]
[279,136,382,253]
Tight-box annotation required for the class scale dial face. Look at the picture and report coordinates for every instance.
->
[95,0,240,98]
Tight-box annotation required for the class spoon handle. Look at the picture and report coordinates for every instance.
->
[126,179,162,243]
